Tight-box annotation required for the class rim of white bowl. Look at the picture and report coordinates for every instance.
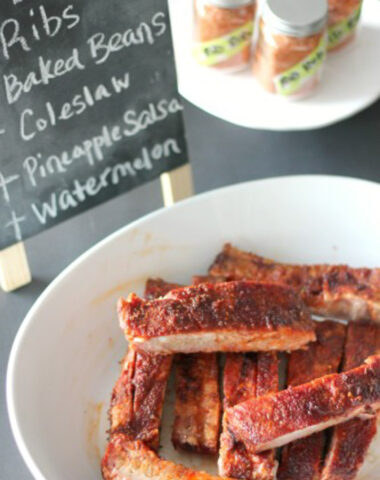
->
[6,174,380,479]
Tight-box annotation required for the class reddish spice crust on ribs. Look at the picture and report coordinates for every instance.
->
[278,320,346,480]
[108,278,178,449]
[109,348,172,450]
[209,244,380,322]
[256,352,279,397]
[146,278,223,455]
[219,353,279,480]
[118,281,315,354]
[219,353,257,478]
[321,323,380,480]
[226,355,380,453]
[172,353,221,455]
[102,434,233,480]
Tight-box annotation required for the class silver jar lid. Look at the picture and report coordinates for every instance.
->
[205,0,255,8]
[263,0,328,37]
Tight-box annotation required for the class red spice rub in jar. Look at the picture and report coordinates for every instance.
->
[194,0,256,70]
[328,0,362,51]
[253,19,325,96]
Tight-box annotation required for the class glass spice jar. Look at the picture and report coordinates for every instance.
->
[328,0,363,51]
[253,0,328,99]
[193,0,256,71]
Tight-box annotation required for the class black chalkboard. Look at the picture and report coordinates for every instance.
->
[0,0,188,250]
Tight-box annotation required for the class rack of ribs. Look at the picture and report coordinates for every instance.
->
[226,355,380,453]
[108,278,177,449]
[219,352,279,480]
[102,434,233,480]
[321,323,380,480]
[277,320,346,480]
[208,244,380,322]
[172,352,221,455]
[118,281,315,354]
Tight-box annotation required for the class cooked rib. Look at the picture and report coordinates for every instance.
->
[226,355,380,453]
[278,320,346,480]
[219,353,258,478]
[109,347,172,450]
[254,353,279,480]
[118,281,315,354]
[219,353,279,480]
[321,323,380,480]
[102,434,233,480]
[209,244,380,322]
[146,279,223,455]
[172,353,221,454]
[109,278,176,449]
[256,352,279,397]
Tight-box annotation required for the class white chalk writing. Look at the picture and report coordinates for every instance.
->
[5,210,25,241]
[31,137,181,225]
[0,171,20,203]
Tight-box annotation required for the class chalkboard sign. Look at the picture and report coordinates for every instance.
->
[0,0,188,250]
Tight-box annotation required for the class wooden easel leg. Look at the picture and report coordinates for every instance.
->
[0,242,32,292]
[160,164,194,206]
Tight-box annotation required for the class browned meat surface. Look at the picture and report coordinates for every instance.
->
[219,354,257,478]
[321,418,377,480]
[321,323,380,480]
[109,347,172,450]
[278,320,346,480]
[109,278,176,449]
[118,281,315,354]
[256,352,279,397]
[172,353,221,455]
[219,353,279,480]
[102,434,233,480]
[209,244,380,322]
[146,278,223,455]
[226,355,380,453]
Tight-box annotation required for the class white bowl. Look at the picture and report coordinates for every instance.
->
[7,175,380,479]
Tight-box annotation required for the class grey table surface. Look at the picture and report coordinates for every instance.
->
[1,98,380,480]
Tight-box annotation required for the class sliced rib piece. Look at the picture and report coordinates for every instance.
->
[171,274,222,454]
[278,320,346,480]
[256,352,279,397]
[219,353,258,478]
[219,353,279,480]
[226,355,380,453]
[109,347,172,450]
[118,281,315,354]
[254,353,279,480]
[102,434,233,480]
[321,323,380,480]
[172,353,221,454]
[109,278,176,449]
[147,279,223,455]
[209,244,380,322]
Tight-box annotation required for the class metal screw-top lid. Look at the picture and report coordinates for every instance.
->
[205,0,255,8]
[263,0,328,37]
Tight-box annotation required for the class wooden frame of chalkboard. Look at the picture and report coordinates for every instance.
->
[0,0,193,292]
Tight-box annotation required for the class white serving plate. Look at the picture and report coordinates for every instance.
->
[7,175,380,479]
[168,0,380,130]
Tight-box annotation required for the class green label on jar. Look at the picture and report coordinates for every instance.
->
[193,21,253,67]
[328,3,362,50]
[273,34,327,97]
